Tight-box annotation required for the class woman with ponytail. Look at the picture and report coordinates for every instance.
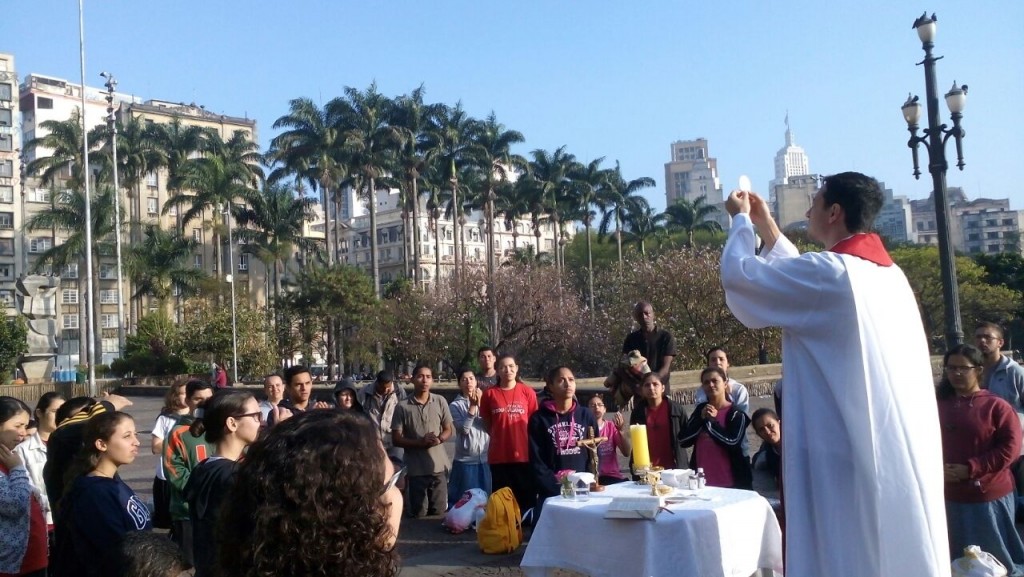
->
[185,390,261,577]
[51,411,150,577]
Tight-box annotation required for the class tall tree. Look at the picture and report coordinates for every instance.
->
[598,162,656,269]
[663,194,722,247]
[234,182,321,301]
[124,224,206,311]
[495,179,530,252]
[333,83,399,299]
[429,102,477,284]
[24,188,118,366]
[24,110,91,190]
[390,87,441,288]
[620,197,666,258]
[469,112,525,342]
[163,129,261,283]
[267,98,347,265]
[149,116,205,232]
[528,146,577,274]
[568,157,610,314]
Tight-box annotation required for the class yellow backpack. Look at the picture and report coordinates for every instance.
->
[476,487,523,554]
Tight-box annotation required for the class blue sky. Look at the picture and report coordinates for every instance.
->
[4,1,1022,212]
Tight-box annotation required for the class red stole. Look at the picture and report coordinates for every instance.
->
[829,233,893,267]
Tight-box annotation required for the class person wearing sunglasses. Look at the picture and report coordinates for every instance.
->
[184,391,262,577]
[217,410,403,577]
[937,343,1024,574]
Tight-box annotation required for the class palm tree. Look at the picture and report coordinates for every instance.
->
[125,224,206,311]
[421,165,447,287]
[390,87,441,288]
[495,179,530,252]
[527,146,577,274]
[568,157,610,313]
[268,98,348,265]
[429,102,477,284]
[24,110,91,190]
[333,83,399,299]
[620,197,666,258]
[598,161,656,269]
[234,182,321,301]
[149,116,205,232]
[24,188,118,366]
[663,194,722,247]
[163,129,260,283]
[469,112,525,341]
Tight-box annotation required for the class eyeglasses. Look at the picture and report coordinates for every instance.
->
[944,365,979,375]
[974,334,1002,341]
[383,466,407,494]
[232,411,263,423]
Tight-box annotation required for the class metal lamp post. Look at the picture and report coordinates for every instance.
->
[223,202,239,383]
[77,0,97,393]
[902,12,968,349]
[100,72,126,359]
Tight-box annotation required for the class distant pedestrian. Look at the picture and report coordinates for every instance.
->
[257,373,284,423]
[622,302,677,390]
[149,382,188,530]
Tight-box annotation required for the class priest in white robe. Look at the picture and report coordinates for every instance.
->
[720,172,949,577]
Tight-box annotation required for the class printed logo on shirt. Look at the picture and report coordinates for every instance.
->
[127,495,151,530]
[547,421,586,456]
[491,403,528,418]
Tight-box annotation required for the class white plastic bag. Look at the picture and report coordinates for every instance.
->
[442,488,488,534]
[952,545,1008,577]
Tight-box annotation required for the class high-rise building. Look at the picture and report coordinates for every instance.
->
[0,55,18,315]
[772,174,819,231]
[770,117,810,191]
[910,188,1023,255]
[875,183,912,244]
[664,138,722,206]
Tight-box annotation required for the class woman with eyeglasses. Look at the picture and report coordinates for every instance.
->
[938,343,1024,574]
[217,410,403,577]
[586,395,631,485]
[184,390,261,577]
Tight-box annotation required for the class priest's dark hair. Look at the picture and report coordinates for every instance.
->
[821,172,884,233]
[936,343,985,400]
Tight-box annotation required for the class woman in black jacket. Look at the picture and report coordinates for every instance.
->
[679,368,752,489]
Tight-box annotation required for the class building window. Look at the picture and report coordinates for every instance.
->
[62,289,78,304]
[101,314,119,329]
[0,264,12,280]
[987,219,997,227]
[99,264,115,279]
[0,110,12,127]
[193,254,202,269]
[62,314,79,329]
[29,237,52,253]
[62,263,78,278]
[168,205,177,217]
[145,171,158,188]
[988,244,1001,253]
[0,212,12,230]
[102,338,119,353]
[192,228,202,242]
[0,290,12,308]
[147,197,158,216]
[987,232,1000,240]
[1003,219,1014,226]
[238,254,248,272]
[0,135,10,152]
[0,160,11,178]
[28,189,50,203]
[0,239,12,256]
[0,84,11,102]
[100,289,118,304]
[37,96,53,109]
[968,233,980,241]
[0,185,12,203]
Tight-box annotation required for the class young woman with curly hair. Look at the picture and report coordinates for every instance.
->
[217,410,403,577]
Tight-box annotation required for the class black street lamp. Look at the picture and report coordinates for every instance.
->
[902,12,968,349]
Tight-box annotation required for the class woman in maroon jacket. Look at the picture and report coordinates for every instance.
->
[938,343,1024,573]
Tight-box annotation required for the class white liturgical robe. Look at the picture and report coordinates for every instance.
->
[721,213,950,577]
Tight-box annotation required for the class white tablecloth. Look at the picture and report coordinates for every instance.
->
[521,483,783,577]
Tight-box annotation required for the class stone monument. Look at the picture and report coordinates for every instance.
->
[16,275,59,382]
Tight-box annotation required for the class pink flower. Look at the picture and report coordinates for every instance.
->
[555,469,575,484]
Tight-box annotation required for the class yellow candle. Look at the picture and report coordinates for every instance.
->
[630,424,651,468]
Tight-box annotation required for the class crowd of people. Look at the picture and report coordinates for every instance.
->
[0,315,1021,576]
